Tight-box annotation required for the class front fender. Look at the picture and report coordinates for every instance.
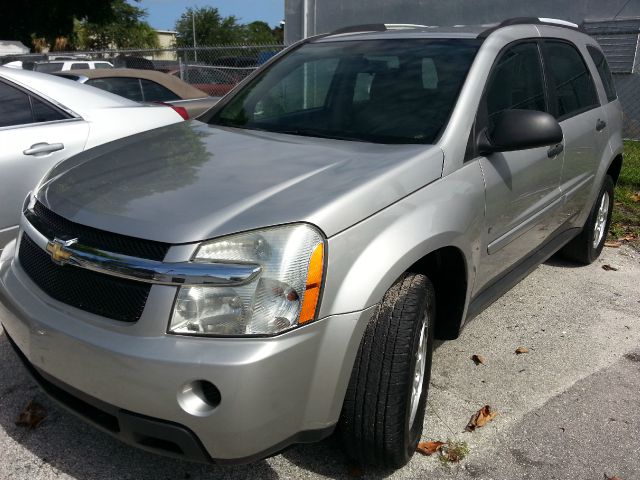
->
[319,160,485,319]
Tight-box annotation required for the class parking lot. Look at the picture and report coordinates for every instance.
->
[1,244,638,480]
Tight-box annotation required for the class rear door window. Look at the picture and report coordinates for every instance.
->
[70,63,90,70]
[587,46,617,103]
[544,41,599,119]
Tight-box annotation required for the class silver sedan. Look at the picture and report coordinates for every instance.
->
[0,67,184,252]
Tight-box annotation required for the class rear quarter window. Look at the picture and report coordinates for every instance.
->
[587,46,617,103]
[140,79,181,102]
[0,81,32,127]
[31,97,67,122]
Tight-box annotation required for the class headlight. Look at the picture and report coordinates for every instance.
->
[169,224,324,336]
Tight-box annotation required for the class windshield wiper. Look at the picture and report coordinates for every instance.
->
[268,127,367,143]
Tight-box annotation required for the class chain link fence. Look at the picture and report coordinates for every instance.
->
[1,44,285,96]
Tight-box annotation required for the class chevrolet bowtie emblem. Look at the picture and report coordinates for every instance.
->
[45,238,77,265]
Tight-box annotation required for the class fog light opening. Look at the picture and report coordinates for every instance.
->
[177,380,221,417]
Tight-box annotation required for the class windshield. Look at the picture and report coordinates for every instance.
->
[209,38,480,144]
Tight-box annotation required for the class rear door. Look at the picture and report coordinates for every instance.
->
[0,79,89,249]
[474,41,566,292]
[541,40,603,221]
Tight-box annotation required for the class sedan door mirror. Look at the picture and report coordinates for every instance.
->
[478,109,563,154]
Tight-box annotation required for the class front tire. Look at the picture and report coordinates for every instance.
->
[338,273,435,468]
[561,175,615,264]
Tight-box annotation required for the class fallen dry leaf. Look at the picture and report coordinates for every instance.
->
[15,400,47,430]
[604,241,621,248]
[471,354,486,365]
[417,441,446,456]
[630,192,640,203]
[602,264,619,271]
[618,235,637,242]
[515,347,529,354]
[465,405,498,432]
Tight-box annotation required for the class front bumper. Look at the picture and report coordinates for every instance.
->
[0,239,373,463]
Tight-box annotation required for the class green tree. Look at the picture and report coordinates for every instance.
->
[175,7,244,47]
[0,0,117,50]
[74,0,158,50]
[240,21,280,44]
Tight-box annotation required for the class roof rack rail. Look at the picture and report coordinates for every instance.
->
[330,24,387,35]
[329,23,428,35]
[478,17,582,38]
[385,24,429,30]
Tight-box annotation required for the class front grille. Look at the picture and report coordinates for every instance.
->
[27,201,169,261]
[19,234,151,322]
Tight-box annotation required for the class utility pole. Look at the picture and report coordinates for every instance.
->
[192,10,198,62]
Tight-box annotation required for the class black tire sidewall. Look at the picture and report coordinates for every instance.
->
[400,282,435,463]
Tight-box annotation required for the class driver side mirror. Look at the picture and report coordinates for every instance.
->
[477,109,563,155]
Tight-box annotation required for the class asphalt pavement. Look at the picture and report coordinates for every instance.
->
[0,245,638,480]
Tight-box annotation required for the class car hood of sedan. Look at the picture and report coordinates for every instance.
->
[35,121,444,244]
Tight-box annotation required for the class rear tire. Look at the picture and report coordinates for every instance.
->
[560,175,614,264]
[338,273,435,468]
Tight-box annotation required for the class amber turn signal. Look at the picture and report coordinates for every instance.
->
[299,242,324,324]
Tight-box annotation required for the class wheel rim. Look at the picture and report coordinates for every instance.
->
[409,316,428,428]
[593,191,610,249]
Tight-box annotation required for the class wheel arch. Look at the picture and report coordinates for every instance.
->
[606,153,623,185]
[406,245,469,340]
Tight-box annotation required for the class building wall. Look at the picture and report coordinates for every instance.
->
[155,30,177,61]
[285,0,640,43]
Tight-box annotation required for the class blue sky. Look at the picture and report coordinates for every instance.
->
[134,0,285,30]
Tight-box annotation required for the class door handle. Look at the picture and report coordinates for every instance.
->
[547,143,564,158]
[596,119,607,131]
[23,142,64,156]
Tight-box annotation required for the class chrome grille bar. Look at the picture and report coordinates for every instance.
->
[21,215,261,287]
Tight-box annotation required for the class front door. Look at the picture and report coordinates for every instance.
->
[474,41,565,294]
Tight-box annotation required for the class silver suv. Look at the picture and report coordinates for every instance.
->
[0,18,623,469]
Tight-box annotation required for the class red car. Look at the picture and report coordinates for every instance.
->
[169,66,239,97]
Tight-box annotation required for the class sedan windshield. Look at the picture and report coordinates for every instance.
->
[209,38,480,144]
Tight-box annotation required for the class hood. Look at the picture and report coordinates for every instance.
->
[37,121,444,244]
